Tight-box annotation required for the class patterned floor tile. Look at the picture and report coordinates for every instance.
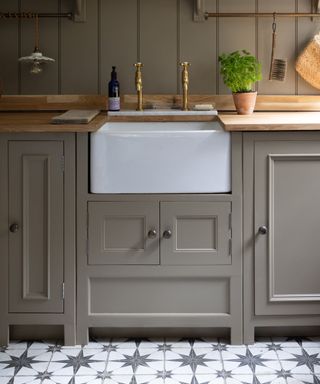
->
[110,339,164,351]
[42,377,74,384]
[48,349,108,376]
[280,348,320,375]
[107,349,164,375]
[286,374,317,384]
[225,374,254,384]
[270,337,308,349]
[103,375,162,384]
[222,347,281,375]
[254,375,287,384]
[302,337,320,349]
[0,377,12,384]
[164,348,223,375]
[164,374,224,384]
[0,348,52,377]
[13,378,41,384]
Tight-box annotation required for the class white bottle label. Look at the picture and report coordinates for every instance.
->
[109,97,120,111]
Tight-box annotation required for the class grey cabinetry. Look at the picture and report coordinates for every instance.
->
[88,201,231,266]
[77,132,242,345]
[88,202,159,265]
[243,133,320,343]
[161,202,231,265]
[8,141,64,313]
[0,134,76,346]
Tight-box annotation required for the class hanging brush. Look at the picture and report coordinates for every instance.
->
[269,13,287,81]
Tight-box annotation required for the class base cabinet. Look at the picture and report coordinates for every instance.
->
[244,132,320,342]
[8,141,64,313]
[77,132,243,345]
[0,134,76,346]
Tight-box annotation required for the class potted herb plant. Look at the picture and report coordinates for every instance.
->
[218,50,262,115]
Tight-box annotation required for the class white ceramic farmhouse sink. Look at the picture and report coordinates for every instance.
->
[90,121,231,193]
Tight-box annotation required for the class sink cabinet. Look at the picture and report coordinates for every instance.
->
[77,132,243,344]
[0,133,76,346]
[88,201,231,266]
[243,132,320,343]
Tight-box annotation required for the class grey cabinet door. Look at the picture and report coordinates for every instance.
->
[254,140,320,315]
[88,202,159,265]
[160,202,231,265]
[9,141,64,313]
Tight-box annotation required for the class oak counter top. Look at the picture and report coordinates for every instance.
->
[0,111,218,133]
[218,112,320,131]
[2,110,320,133]
[0,111,109,132]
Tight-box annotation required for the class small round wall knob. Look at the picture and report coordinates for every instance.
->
[147,229,157,239]
[163,229,172,239]
[9,223,19,233]
[258,225,268,235]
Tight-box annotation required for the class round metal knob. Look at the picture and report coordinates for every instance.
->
[258,225,268,235]
[9,223,19,233]
[147,229,157,239]
[163,229,172,239]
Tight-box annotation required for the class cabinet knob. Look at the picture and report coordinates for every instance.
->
[147,229,157,239]
[258,225,268,235]
[9,223,19,233]
[163,229,172,239]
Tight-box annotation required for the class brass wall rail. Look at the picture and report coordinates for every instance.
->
[205,12,320,19]
[0,12,73,19]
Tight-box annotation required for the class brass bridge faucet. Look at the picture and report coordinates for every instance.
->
[134,62,143,111]
[180,61,190,111]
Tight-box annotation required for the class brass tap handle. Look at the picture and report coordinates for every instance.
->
[134,62,143,111]
[180,62,190,111]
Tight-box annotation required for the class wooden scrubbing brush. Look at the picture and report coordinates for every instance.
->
[269,14,287,81]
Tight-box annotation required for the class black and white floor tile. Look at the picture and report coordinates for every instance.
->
[0,337,319,384]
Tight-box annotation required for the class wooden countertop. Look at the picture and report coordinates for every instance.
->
[0,112,109,132]
[0,111,218,133]
[3,110,320,133]
[218,112,320,131]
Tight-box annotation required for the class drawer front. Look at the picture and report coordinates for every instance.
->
[88,202,159,265]
[160,202,232,265]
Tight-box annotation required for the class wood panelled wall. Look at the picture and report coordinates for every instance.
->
[0,0,319,95]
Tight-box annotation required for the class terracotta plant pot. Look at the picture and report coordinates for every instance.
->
[232,91,257,115]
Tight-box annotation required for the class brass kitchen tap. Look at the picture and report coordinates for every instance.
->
[180,62,190,111]
[134,62,143,111]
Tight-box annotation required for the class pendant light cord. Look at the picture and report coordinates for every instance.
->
[34,14,39,52]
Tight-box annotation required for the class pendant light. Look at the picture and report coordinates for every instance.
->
[19,14,55,74]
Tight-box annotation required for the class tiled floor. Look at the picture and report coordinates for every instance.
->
[0,337,319,384]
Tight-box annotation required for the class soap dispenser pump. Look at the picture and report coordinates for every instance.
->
[108,66,120,111]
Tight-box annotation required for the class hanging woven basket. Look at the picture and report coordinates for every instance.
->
[296,33,320,89]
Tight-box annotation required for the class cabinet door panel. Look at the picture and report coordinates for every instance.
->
[9,141,64,313]
[160,202,231,265]
[255,140,320,315]
[88,202,159,265]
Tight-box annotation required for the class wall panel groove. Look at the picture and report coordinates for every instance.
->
[0,0,319,95]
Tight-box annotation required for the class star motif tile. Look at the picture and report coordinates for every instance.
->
[165,348,223,375]
[0,348,52,376]
[280,348,320,375]
[222,347,281,375]
[286,374,316,384]
[0,337,319,384]
[48,348,108,376]
[107,348,164,375]
[164,374,224,384]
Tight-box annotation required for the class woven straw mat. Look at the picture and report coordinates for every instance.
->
[296,33,320,89]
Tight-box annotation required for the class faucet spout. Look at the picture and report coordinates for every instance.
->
[134,62,143,111]
[180,61,190,111]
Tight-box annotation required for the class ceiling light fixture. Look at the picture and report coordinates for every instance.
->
[18,14,55,74]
